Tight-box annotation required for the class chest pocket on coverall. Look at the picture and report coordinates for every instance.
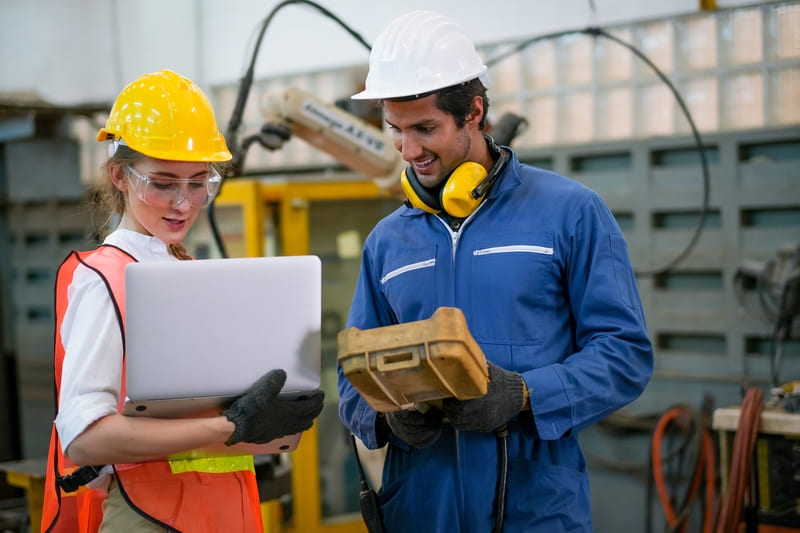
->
[469,232,556,345]
[380,247,438,323]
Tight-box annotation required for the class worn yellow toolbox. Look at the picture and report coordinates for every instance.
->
[337,307,489,412]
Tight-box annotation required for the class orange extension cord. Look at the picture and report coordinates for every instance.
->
[714,387,764,533]
[652,406,717,533]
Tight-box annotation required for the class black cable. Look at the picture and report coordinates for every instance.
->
[648,406,709,533]
[493,425,509,533]
[591,27,710,277]
[349,433,386,533]
[206,196,228,258]
[646,433,655,533]
[488,27,710,278]
[224,0,371,173]
[668,412,703,533]
[211,0,372,258]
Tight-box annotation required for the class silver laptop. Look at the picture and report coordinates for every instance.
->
[123,255,321,455]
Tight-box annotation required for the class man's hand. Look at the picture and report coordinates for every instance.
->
[441,361,525,433]
[222,369,324,446]
[385,408,443,448]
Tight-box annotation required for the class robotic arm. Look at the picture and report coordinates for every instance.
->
[234,87,527,191]
[240,87,404,182]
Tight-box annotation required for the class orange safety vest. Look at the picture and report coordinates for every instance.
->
[42,245,263,533]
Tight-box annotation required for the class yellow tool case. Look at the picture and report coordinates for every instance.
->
[337,307,489,412]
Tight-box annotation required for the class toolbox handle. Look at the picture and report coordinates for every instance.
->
[376,346,422,371]
[365,348,419,409]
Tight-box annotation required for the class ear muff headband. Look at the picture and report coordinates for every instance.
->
[471,135,509,200]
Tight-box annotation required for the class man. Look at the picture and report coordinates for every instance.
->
[337,10,653,533]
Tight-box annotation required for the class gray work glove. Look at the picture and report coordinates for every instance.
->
[222,369,325,446]
[385,407,443,448]
[441,361,525,433]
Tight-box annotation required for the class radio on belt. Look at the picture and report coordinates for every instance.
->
[337,307,489,412]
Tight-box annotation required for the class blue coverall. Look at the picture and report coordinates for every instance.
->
[338,149,654,532]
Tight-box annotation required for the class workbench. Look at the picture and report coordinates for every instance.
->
[0,458,47,533]
[712,406,800,532]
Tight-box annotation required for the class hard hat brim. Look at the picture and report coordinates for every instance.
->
[351,70,489,101]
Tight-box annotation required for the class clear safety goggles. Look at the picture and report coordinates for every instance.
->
[125,165,222,208]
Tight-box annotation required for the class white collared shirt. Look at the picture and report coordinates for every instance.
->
[55,229,178,452]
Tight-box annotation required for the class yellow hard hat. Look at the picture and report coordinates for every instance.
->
[97,70,232,162]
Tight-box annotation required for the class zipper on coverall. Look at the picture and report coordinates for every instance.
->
[432,201,487,530]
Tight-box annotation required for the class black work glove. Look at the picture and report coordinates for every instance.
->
[222,369,325,446]
[441,361,525,433]
[385,407,443,448]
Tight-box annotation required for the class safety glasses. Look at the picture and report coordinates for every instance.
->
[125,165,222,208]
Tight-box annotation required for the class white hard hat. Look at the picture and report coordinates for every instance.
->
[352,10,489,101]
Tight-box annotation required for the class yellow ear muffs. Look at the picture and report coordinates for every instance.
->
[400,135,510,218]
[400,163,488,217]
[440,161,489,219]
[400,167,442,214]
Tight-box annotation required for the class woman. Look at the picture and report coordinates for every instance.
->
[42,70,324,533]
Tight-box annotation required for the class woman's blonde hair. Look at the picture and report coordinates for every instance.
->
[94,145,194,260]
